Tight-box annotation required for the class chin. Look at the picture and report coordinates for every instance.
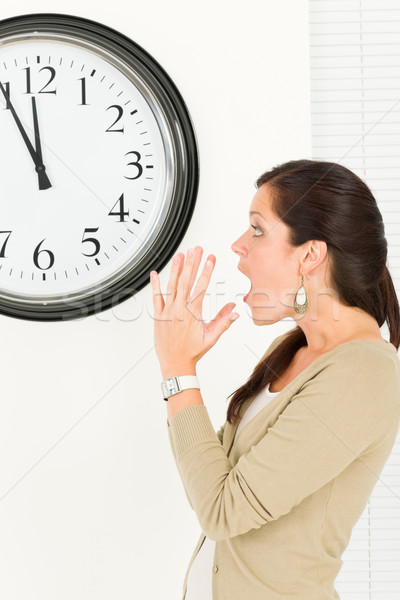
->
[248,305,289,326]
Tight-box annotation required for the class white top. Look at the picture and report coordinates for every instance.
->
[184,381,282,600]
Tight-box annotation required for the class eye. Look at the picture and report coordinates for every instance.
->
[251,224,262,237]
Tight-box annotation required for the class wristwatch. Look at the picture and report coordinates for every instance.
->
[161,375,200,401]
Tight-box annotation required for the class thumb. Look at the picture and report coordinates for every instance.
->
[214,305,240,337]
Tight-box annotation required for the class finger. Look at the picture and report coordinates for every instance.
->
[165,252,184,306]
[187,246,203,297]
[189,253,215,311]
[177,246,201,305]
[150,270,164,315]
[204,302,237,332]
[204,302,239,344]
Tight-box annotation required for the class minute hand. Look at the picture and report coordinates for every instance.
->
[0,82,51,190]
[31,96,51,190]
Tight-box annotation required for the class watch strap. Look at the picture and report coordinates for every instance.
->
[161,375,200,401]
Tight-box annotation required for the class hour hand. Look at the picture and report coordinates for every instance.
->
[0,82,51,190]
[31,96,51,190]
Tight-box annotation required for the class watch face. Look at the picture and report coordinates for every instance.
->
[0,14,199,320]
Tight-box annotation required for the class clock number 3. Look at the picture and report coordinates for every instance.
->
[124,151,143,180]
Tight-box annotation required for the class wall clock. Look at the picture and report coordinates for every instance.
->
[0,13,199,320]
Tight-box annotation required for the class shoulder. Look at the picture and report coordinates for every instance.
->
[320,341,400,380]
[300,342,400,419]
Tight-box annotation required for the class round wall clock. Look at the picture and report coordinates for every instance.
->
[0,13,199,320]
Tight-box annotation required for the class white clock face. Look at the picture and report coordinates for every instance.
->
[0,33,174,303]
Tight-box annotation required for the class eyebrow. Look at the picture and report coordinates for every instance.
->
[249,211,264,218]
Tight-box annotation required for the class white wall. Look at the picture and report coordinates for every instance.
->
[0,1,312,598]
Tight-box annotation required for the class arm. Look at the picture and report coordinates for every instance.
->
[168,347,400,541]
[167,420,225,511]
[165,331,289,510]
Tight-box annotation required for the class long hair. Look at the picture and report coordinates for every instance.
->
[226,159,400,425]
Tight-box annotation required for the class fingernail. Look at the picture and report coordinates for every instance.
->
[230,313,239,321]
[205,259,213,270]
[173,255,180,265]
[187,248,194,257]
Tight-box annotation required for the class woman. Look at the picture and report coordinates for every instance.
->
[150,159,400,600]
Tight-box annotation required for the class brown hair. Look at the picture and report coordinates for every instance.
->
[226,159,400,425]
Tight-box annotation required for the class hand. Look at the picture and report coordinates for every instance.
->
[150,246,239,377]
[0,82,51,190]
[31,96,51,190]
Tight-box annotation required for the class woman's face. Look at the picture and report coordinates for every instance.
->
[231,183,301,324]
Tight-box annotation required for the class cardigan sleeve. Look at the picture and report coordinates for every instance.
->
[166,331,291,512]
[167,418,225,511]
[167,346,400,541]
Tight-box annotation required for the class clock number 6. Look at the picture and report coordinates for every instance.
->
[33,239,55,270]
[81,228,101,257]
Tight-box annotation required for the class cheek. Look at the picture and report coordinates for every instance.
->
[252,242,289,283]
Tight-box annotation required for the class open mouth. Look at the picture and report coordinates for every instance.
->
[244,283,252,302]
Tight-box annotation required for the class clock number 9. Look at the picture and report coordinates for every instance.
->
[33,239,55,270]
[81,227,100,257]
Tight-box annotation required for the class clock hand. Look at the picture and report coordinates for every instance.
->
[0,82,52,190]
[31,96,52,190]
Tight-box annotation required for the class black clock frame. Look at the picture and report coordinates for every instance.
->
[0,13,199,321]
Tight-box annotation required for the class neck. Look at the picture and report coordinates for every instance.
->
[295,297,381,354]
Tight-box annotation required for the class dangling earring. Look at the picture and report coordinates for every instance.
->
[293,274,309,314]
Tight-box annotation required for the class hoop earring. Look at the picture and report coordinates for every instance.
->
[293,274,309,314]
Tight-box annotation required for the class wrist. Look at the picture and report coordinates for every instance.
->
[161,363,197,380]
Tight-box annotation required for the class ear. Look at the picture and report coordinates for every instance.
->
[298,240,328,275]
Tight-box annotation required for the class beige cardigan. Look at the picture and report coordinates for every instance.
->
[167,331,400,599]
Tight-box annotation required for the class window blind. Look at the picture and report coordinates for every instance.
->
[308,1,400,598]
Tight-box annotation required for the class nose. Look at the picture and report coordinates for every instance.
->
[231,233,247,257]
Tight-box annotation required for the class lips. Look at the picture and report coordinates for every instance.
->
[244,283,252,302]
[238,265,252,302]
